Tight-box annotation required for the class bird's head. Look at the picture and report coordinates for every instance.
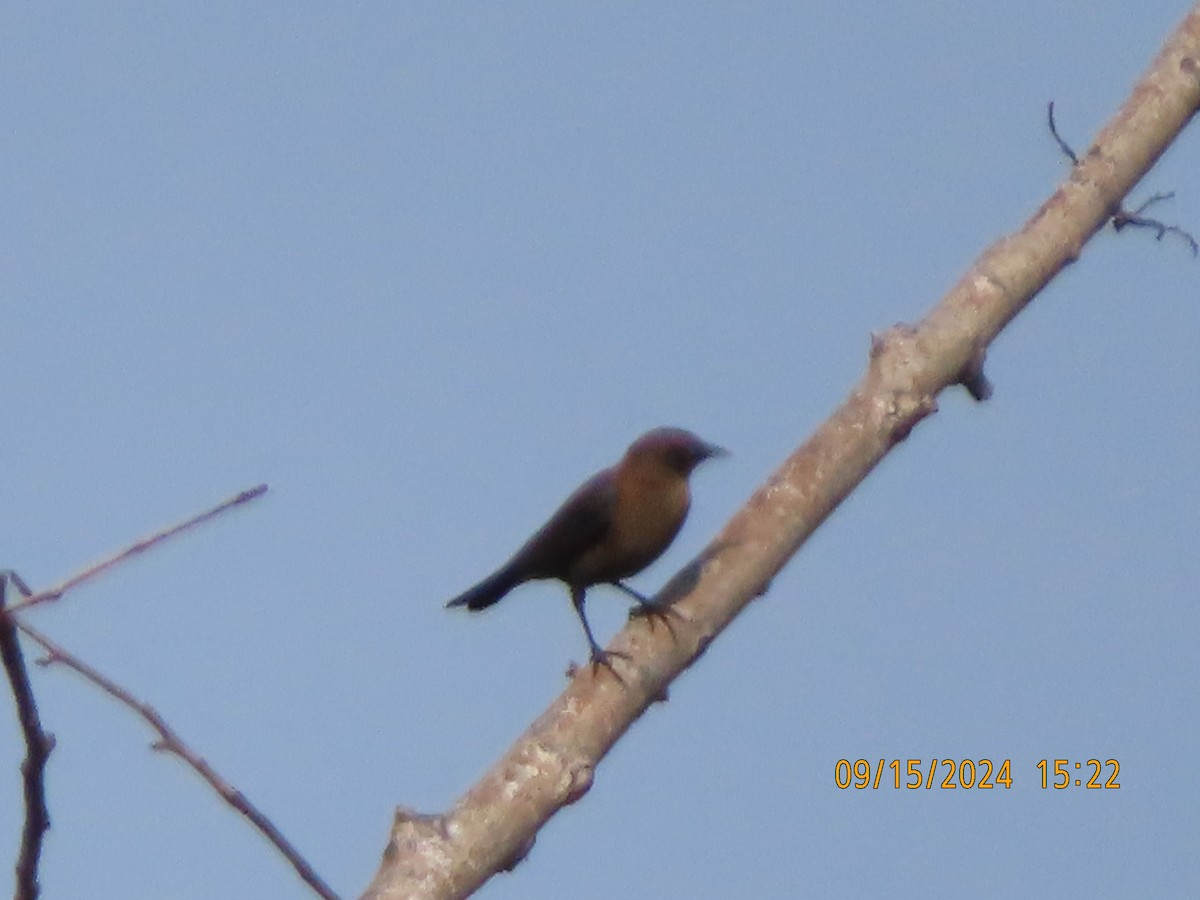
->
[626,427,727,477]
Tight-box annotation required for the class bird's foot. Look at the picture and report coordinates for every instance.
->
[566,645,630,683]
[628,598,682,638]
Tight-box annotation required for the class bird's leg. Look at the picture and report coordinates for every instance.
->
[612,581,681,635]
[571,586,628,674]
[608,580,651,606]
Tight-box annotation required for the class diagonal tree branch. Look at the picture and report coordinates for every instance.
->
[361,5,1200,898]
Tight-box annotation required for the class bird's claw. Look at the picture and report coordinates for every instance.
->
[628,600,682,638]
[579,646,630,682]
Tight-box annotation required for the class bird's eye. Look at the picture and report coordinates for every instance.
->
[669,448,693,472]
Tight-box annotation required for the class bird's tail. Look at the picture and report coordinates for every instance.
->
[445,565,521,611]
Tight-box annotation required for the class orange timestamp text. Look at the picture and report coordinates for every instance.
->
[833,758,1121,790]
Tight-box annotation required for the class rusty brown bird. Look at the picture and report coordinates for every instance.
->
[446,427,725,665]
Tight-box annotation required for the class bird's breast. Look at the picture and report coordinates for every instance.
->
[567,473,690,585]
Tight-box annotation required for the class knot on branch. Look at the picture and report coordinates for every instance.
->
[560,758,594,805]
[868,325,939,443]
[388,806,450,854]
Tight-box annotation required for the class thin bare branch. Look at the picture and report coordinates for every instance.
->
[16,620,341,900]
[5,485,268,615]
[0,574,54,900]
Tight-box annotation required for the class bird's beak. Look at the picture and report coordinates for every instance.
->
[700,441,729,461]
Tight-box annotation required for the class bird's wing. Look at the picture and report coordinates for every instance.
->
[507,468,616,579]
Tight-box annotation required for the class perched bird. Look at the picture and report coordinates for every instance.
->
[446,427,726,666]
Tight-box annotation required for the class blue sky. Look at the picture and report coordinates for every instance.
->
[3,4,1198,898]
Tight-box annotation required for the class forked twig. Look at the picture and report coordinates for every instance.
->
[4,484,338,897]
[1112,191,1200,255]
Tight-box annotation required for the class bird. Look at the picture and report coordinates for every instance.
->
[446,427,726,666]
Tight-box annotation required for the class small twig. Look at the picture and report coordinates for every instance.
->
[1047,101,1078,164]
[1112,192,1199,256]
[1047,102,1197,256]
[0,574,55,900]
[1129,191,1176,217]
[5,484,268,615]
[956,341,993,403]
[15,620,341,900]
